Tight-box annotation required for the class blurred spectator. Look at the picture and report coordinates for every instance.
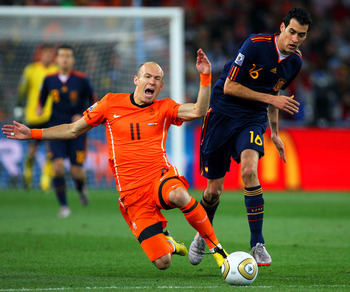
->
[1,0,350,126]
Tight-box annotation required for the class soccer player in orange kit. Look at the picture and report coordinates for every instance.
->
[3,49,228,270]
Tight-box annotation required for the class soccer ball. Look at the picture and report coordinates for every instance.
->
[221,251,258,286]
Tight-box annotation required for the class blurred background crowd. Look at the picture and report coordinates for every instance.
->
[1,0,350,127]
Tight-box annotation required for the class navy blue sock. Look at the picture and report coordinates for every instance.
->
[74,179,84,192]
[244,185,264,248]
[53,176,67,207]
[200,193,220,225]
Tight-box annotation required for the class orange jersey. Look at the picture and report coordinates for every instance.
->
[83,93,183,192]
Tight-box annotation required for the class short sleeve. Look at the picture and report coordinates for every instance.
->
[83,93,110,127]
[164,98,183,126]
[227,37,254,83]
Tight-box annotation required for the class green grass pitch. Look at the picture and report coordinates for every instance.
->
[1,188,350,291]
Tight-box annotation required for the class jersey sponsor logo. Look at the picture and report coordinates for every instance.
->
[113,114,121,118]
[148,122,157,126]
[270,67,277,74]
[234,53,245,66]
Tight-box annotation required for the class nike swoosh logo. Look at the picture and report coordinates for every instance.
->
[113,114,121,118]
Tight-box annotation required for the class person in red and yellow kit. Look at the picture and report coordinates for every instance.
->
[2,49,228,270]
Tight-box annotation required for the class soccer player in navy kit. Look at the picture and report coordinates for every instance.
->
[189,8,312,266]
[38,45,97,217]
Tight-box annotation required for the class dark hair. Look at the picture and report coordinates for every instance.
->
[283,8,312,31]
[56,44,75,56]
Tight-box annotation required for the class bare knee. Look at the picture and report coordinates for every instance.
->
[241,166,258,186]
[168,187,191,208]
[153,253,171,270]
[53,159,65,177]
[205,178,224,203]
[71,165,85,181]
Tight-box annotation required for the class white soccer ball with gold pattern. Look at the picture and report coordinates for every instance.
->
[221,251,258,286]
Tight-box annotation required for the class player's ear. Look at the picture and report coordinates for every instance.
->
[159,81,164,91]
[134,75,138,86]
[280,22,285,33]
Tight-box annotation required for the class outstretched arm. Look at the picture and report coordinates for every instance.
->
[224,78,300,115]
[177,48,212,121]
[2,117,92,141]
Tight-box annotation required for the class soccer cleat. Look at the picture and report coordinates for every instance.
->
[250,243,272,266]
[58,206,71,218]
[188,232,206,265]
[78,189,89,206]
[211,246,228,268]
[164,230,188,256]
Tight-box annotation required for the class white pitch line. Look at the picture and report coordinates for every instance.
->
[0,285,348,291]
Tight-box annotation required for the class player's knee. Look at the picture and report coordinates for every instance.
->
[52,159,65,176]
[206,183,223,200]
[241,166,257,185]
[53,166,64,177]
[169,187,191,207]
[153,254,171,270]
[71,167,85,180]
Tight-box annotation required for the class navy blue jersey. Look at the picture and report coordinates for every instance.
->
[40,70,96,126]
[211,33,302,124]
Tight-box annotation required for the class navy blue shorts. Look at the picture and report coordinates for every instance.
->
[200,110,266,179]
[48,134,87,166]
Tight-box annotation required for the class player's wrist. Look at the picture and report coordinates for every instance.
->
[30,129,43,140]
[200,73,212,87]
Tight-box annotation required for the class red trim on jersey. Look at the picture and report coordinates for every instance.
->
[229,66,240,81]
[294,49,303,60]
[250,35,272,43]
[200,108,212,146]
[72,70,86,78]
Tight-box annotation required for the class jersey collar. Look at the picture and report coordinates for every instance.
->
[130,92,154,108]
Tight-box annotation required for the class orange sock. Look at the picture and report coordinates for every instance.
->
[166,240,175,254]
[180,197,219,249]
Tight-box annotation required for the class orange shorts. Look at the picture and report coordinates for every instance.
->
[118,166,189,262]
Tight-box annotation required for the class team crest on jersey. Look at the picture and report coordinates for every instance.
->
[235,53,245,66]
[88,102,97,111]
[69,91,78,103]
[273,78,286,91]
[148,108,156,116]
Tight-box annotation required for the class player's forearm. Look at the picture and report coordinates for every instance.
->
[194,73,212,117]
[41,118,91,140]
[41,123,79,140]
[177,73,211,121]
[267,105,279,136]
[224,79,274,104]
[195,83,211,117]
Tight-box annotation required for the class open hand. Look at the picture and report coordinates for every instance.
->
[2,121,31,140]
[196,48,211,75]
